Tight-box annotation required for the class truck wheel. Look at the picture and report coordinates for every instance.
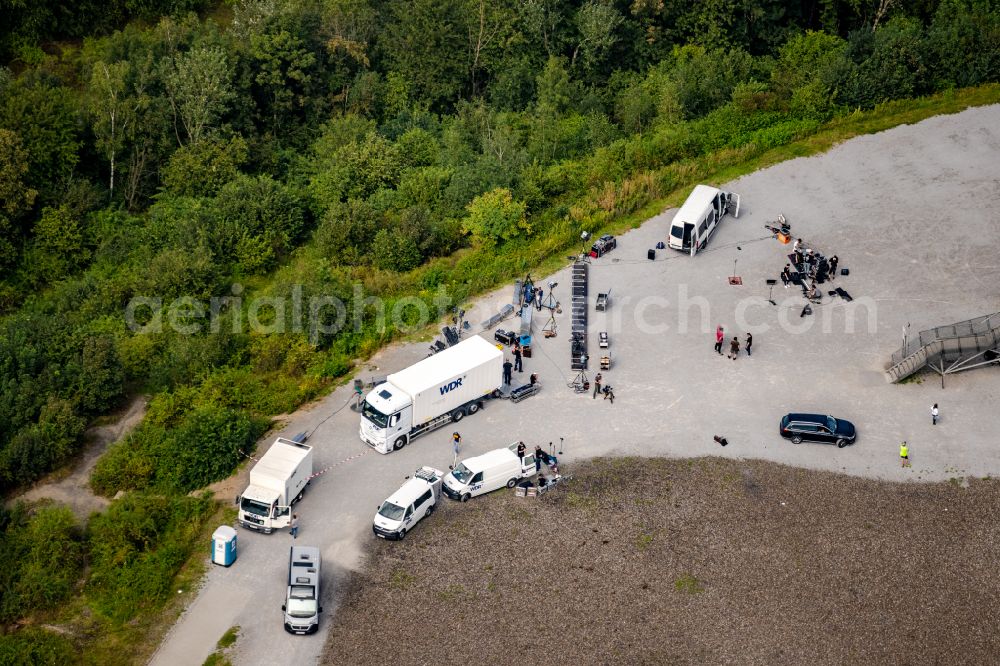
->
[451,408,465,422]
[393,436,407,451]
[461,493,471,503]
[506,478,517,489]
[467,402,480,415]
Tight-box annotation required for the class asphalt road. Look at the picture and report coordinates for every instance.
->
[148,104,1000,666]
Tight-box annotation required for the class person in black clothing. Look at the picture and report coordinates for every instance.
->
[592,372,603,398]
[828,255,839,279]
[513,346,523,372]
[516,441,526,463]
[745,332,753,357]
[502,359,513,385]
[780,264,792,288]
[534,445,545,472]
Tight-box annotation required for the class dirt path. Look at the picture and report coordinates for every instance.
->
[15,395,148,520]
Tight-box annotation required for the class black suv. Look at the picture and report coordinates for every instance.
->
[779,413,857,448]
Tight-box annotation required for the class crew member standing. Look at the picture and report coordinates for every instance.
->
[729,336,740,360]
[745,332,753,357]
[513,345,523,373]
[829,255,839,279]
[593,372,603,399]
[715,326,725,355]
[900,441,910,468]
[451,432,461,469]
[502,358,513,385]
[931,403,939,425]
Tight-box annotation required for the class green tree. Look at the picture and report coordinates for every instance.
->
[75,335,125,413]
[89,61,147,199]
[0,129,37,272]
[572,0,624,75]
[164,46,233,145]
[771,31,850,99]
[462,187,529,246]
[161,136,248,197]
[385,0,468,110]
[248,29,317,134]
[0,75,81,202]
[30,204,90,276]
[370,228,422,272]
[0,128,36,217]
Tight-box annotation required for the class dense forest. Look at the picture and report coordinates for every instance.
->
[1,0,999,660]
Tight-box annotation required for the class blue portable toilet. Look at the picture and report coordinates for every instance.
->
[211,525,238,567]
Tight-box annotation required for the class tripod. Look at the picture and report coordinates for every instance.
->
[766,279,777,306]
[568,368,589,393]
[542,310,557,335]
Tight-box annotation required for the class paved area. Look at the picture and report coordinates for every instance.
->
[148,105,1000,666]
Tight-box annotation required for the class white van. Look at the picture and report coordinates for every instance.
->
[667,184,740,255]
[282,546,322,635]
[373,466,444,540]
[442,444,536,502]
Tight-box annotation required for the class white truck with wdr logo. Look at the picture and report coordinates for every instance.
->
[360,336,503,454]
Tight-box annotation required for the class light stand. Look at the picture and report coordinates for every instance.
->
[541,281,559,311]
[766,279,777,306]
[579,231,592,263]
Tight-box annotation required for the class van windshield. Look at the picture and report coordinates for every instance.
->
[378,502,405,521]
[451,463,473,484]
[286,588,318,618]
[362,401,388,428]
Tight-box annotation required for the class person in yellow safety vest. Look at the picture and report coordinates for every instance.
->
[899,441,910,468]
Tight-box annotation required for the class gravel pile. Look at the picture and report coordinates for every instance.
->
[323,458,1000,665]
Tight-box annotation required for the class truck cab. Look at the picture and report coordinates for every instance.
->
[237,438,312,534]
[283,546,322,635]
[360,384,413,454]
[373,466,444,540]
[239,487,290,532]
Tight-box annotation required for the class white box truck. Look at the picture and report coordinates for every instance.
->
[360,336,503,454]
[667,184,741,255]
[237,437,313,534]
[282,545,322,635]
[372,466,444,540]
[442,443,536,502]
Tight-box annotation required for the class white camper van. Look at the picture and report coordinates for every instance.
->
[282,545,322,635]
[667,184,740,255]
[373,466,444,540]
[442,444,536,502]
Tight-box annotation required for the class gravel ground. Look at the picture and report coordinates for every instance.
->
[323,458,1000,665]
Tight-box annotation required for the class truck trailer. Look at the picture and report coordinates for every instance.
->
[237,437,313,533]
[360,336,503,454]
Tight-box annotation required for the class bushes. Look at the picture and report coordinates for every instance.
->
[0,504,84,623]
[0,629,77,666]
[86,492,215,623]
[92,404,266,495]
